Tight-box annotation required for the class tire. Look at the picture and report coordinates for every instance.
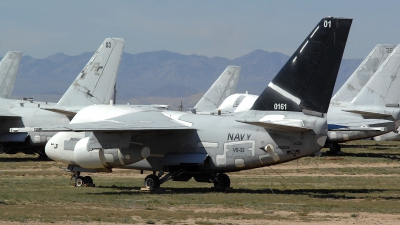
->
[214,173,230,188]
[85,176,93,184]
[75,176,86,187]
[144,174,160,189]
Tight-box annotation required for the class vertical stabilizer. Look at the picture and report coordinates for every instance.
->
[349,44,400,107]
[0,51,22,99]
[251,17,352,113]
[331,44,395,106]
[194,65,241,112]
[57,38,124,107]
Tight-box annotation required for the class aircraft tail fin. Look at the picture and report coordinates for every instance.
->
[331,44,395,106]
[349,44,400,107]
[0,51,22,99]
[194,65,241,112]
[56,38,124,107]
[251,17,352,114]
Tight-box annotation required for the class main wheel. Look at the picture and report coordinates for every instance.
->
[144,174,160,189]
[328,142,342,154]
[84,176,93,184]
[214,173,230,188]
[75,176,86,187]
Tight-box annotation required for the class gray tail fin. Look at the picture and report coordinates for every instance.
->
[250,17,352,114]
[331,44,395,106]
[194,65,241,112]
[56,38,124,107]
[349,44,400,107]
[0,51,22,99]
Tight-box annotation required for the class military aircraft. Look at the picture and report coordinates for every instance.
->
[0,51,23,99]
[38,17,352,188]
[343,44,400,144]
[324,44,398,152]
[1,38,124,155]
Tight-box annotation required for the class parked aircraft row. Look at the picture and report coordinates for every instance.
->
[1,17,397,189]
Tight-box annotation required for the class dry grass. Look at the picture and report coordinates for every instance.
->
[0,140,400,224]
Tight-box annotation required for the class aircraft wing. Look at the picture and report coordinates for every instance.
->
[42,104,169,117]
[31,111,196,132]
[236,119,312,132]
[0,108,21,117]
[328,119,394,131]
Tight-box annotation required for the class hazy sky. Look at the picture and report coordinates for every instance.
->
[1,0,399,59]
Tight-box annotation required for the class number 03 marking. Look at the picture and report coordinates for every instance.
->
[324,20,331,28]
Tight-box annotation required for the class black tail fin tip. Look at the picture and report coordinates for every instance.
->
[251,17,352,113]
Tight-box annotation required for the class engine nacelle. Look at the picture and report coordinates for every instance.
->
[73,136,151,169]
[74,137,108,169]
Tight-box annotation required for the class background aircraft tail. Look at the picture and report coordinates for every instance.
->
[349,44,400,107]
[250,17,352,114]
[193,65,241,112]
[56,38,124,107]
[0,51,22,99]
[331,44,395,106]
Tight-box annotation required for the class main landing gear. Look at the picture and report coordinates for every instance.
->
[212,173,231,188]
[326,142,343,155]
[143,171,231,189]
[71,172,94,187]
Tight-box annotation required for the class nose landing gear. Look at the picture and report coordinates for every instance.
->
[71,172,94,187]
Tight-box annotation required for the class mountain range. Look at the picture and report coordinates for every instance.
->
[9,50,362,110]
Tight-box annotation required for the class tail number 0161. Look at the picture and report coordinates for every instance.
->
[274,103,287,110]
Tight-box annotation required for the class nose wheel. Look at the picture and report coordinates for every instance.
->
[71,172,94,187]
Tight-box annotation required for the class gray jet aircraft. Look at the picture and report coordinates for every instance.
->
[327,45,400,152]
[2,38,124,155]
[38,17,352,188]
[0,51,23,99]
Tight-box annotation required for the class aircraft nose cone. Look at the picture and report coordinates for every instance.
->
[45,136,61,162]
[45,132,74,163]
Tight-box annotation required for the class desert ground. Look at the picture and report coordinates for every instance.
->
[1,140,400,224]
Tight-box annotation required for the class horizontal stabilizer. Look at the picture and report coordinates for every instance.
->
[42,107,79,117]
[328,118,394,131]
[329,126,387,132]
[236,119,312,132]
[342,110,392,118]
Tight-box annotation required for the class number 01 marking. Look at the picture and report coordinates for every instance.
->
[323,20,331,28]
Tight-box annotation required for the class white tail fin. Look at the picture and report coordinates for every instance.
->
[349,44,400,107]
[0,51,22,99]
[331,44,395,106]
[194,65,241,112]
[57,38,124,107]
